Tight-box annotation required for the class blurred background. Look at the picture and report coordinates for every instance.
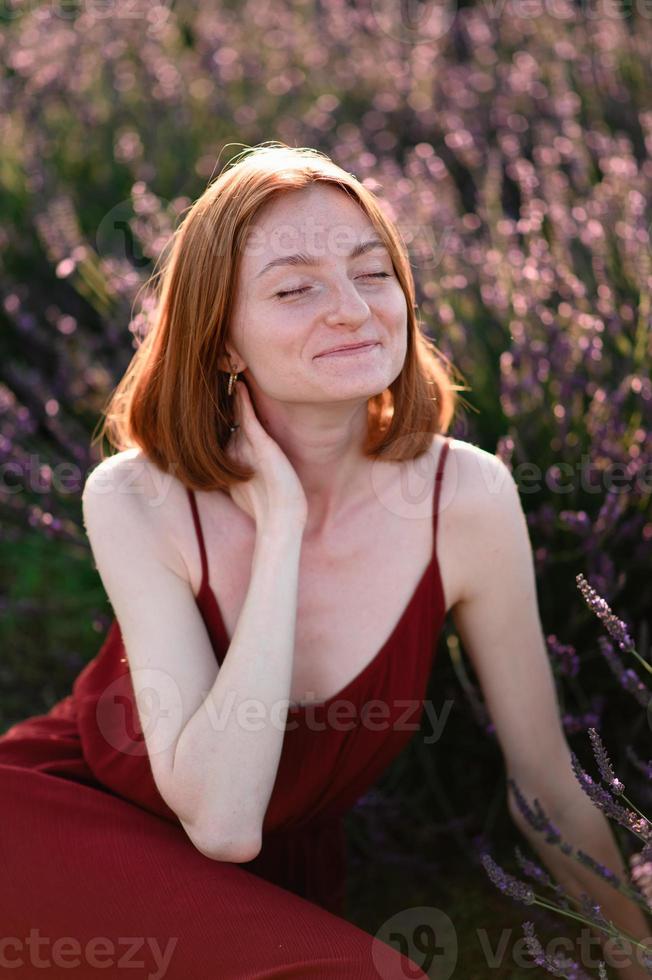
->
[1,0,651,975]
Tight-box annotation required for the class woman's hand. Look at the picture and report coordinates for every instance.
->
[225,379,308,533]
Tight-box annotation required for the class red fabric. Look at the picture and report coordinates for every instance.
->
[0,438,451,978]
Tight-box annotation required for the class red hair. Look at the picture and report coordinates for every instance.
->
[92,142,463,491]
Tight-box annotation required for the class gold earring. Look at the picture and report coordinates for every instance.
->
[227,371,239,396]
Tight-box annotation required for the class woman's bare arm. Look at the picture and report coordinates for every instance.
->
[450,443,651,976]
[170,524,303,862]
[82,452,304,863]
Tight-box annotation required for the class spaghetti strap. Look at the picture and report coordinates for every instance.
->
[432,435,452,542]
[186,446,451,599]
[186,487,209,593]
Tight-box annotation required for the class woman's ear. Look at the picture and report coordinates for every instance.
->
[216,345,245,375]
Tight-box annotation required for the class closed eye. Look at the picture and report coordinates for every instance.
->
[275,272,391,300]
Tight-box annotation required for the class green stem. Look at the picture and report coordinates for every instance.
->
[532,894,651,955]
[628,648,652,676]
[620,792,651,826]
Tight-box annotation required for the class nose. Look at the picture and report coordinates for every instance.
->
[322,275,371,327]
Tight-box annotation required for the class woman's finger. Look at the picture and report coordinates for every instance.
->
[234,382,262,439]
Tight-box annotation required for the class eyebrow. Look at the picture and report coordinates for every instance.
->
[254,237,388,279]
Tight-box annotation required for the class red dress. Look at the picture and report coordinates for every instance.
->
[0,437,452,979]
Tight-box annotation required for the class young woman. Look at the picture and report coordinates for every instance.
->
[1,144,647,979]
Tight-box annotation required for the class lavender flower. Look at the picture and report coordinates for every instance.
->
[561,696,606,735]
[588,727,625,795]
[575,574,635,653]
[481,853,535,905]
[514,845,572,909]
[547,634,580,678]
[521,922,593,979]
[578,892,613,933]
[575,849,652,911]
[597,637,651,708]
[570,752,651,841]
[575,849,622,890]
[507,778,573,852]
[558,510,592,538]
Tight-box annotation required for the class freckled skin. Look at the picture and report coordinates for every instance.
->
[221,181,410,530]
[229,183,407,402]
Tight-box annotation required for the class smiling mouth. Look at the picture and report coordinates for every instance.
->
[315,342,380,358]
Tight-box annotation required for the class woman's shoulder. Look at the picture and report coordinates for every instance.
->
[82,448,193,574]
[429,435,518,611]
[434,431,504,465]
[82,448,189,548]
[84,448,186,509]
[431,433,514,519]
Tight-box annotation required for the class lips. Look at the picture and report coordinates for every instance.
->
[315,341,379,358]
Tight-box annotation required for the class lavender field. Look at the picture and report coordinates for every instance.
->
[1,0,651,976]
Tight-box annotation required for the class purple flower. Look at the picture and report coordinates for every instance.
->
[588,727,625,795]
[558,510,592,538]
[575,573,635,653]
[575,848,652,913]
[521,921,594,979]
[570,752,651,841]
[481,853,535,905]
[575,849,622,889]
[546,634,580,678]
[561,695,606,734]
[507,778,573,853]
[597,637,651,708]
[578,892,611,932]
[514,845,572,908]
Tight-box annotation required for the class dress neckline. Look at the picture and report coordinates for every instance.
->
[189,436,452,711]
[197,546,445,711]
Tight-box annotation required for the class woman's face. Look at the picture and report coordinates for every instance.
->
[227,183,408,408]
